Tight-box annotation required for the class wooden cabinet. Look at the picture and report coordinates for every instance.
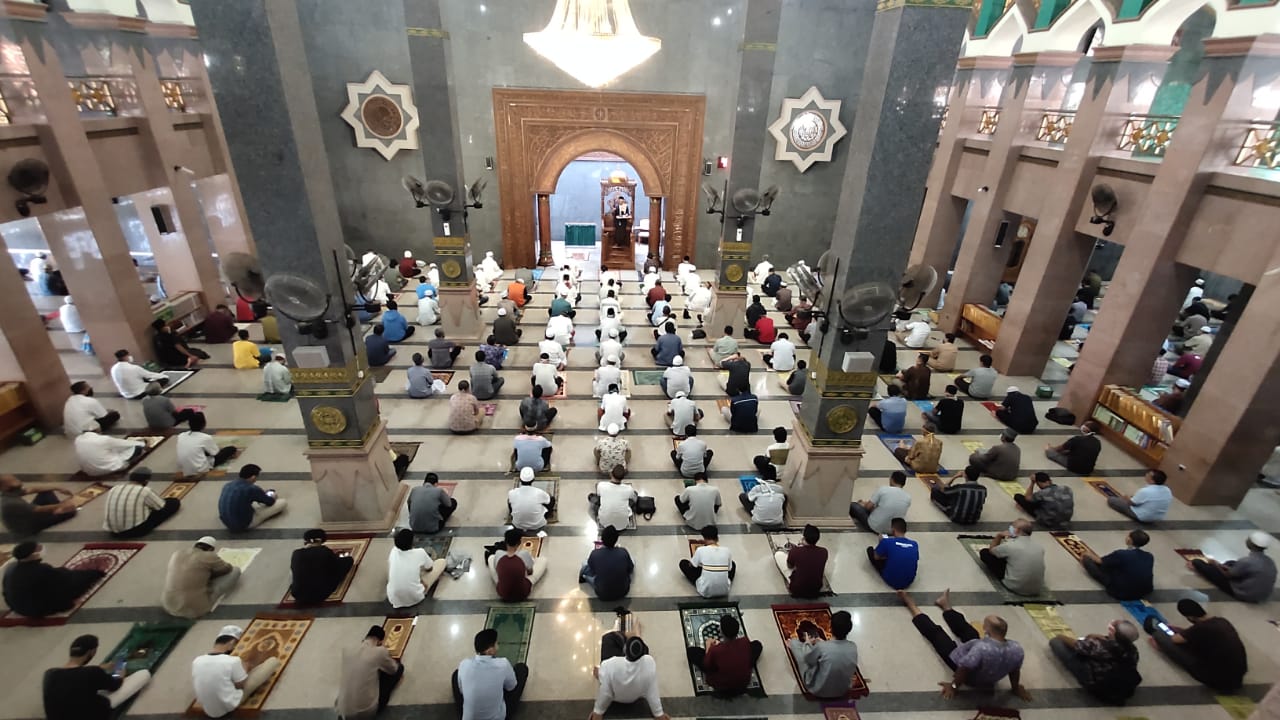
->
[152,291,207,336]
[959,303,1000,350]
[0,382,36,445]
[1091,384,1180,468]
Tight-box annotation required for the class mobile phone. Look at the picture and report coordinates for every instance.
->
[1155,621,1175,637]
[112,658,127,677]
[266,490,277,498]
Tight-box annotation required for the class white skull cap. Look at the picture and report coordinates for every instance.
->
[607,423,620,436]
[672,356,683,366]
[520,467,535,483]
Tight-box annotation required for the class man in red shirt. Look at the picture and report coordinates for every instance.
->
[201,304,237,343]
[487,528,547,601]
[746,315,777,344]
[685,614,762,696]
[398,251,422,278]
[775,524,828,598]
[646,281,667,309]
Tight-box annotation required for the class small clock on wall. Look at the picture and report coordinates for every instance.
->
[340,70,420,161]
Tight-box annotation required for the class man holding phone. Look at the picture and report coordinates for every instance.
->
[43,634,151,720]
[217,464,286,531]
[288,528,355,605]
[1144,598,1247,694]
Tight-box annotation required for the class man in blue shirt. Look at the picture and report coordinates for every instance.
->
[651,324,683,366]
[868,517,919,589]
[650,298,671,327]
[1107,469,1172,522]
[869,385,908,433]
[1080,529,1153,600]
[452,628,527,720]
[722,388,759,433]
[415,278,436,299]
[218,464,285,531]
[380,300,415,342]
[365,325,396,367]
[580,525,634,601]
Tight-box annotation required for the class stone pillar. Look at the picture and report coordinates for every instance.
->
[0,228,69,428]
[648,196,662,265]
[536,193,554,267]
[993,45,1172,376]
[789,0,971,526]
[190,0,404,529]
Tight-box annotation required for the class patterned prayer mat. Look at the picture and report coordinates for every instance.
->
[688,538,709,556]
[1216,694,1257,719]
[432,370,454,385]
[482,403,498,416]
[412,534,453,561]
[1023,603,1074,640]
[995,481,1024,499]
[1050,531,1094,562]
[672,438,683,452]
[972,709,1020,720]
[518,536,543,558]
[916,473,942,492]
[716,398,730,412]
[1120,599,1168,629]
[390,442,421,465]
[106,619,193,676]
[632,369,665,385]
[765,533,833,596]
[823,706,861,720]
[381,616,415,660]
[878,374,897,389]
[876,433,949,477]
[957,536,1059,605]
[913,399,934,413]
[189,613,312,715]
[66,482,110,509]
[1175,547,1209,563]
[678,601,765,697]
[0,542,143,626]
[507,477,559,524]
[160,481,197,501]
[962,440,985,453]
[1085,478,1121,499]
[485,604,535,667]
[279,536,372,607]
[549,377,568,400]
[740,476,759,494]
[770,603,869,700]
[159,369,198,394]
[371,365,394,383]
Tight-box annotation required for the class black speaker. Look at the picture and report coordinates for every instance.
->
[151,206,172,234]
[993,220,1009,248]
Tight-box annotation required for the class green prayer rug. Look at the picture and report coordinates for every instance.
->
[632,369,666,385]
[957,536,1059,605]
[412,534,453,562]
[486,604,535,666]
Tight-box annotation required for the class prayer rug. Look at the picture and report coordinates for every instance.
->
[913,400,934,413]
[1216,695,1257,719]
[956,536,1059,605]
[672,438,683,452]
[740,476,759,494]
[878,374,897,388]
[981,401,1001,414]
[916,473,942,492]
[995,480,1023,499]
[632,369,666,386]
[971,709,1020,720]
[716,398,730,412]
[412,534,453,561]
[482,403,498,416]
[1023,603,1074,640]
[390,441,421,466]
[66,482,111,509]
[1052,356,1073,369]
[1084,478,1121,499]
[678,601,765,697]
[823,706,861,720]
[437,481,458,496]
[216,547,262,573]
[770,603,869,700]
[188,613,312,716]
[765,533,833,596]
[688,538,709,556]
[160,481,197,501]
[1175,547,1209,563]
[106,619,193,675]
[518,536,543,558]
[962,440,985,453]
[159,369,198,394]
[718,370,729,389]
[877,433,949,477]
[255,392,292,402]
[485,604,535,666]
[278,535,372,608]
[507,476,558,524]
[432,370,454,385]
[1120,599,1168,629]
[1049,531,1094,562]
[371,365,394,383]
[381,616,415,660]
[0,542,143,627]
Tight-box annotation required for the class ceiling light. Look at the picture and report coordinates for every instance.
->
[524,0,661,88]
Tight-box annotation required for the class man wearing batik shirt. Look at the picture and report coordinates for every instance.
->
[594,424,630,477]
[899,589,1031,702]
[1049,619,1142,704]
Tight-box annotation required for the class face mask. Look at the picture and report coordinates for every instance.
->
[1080,425,1091,434]
[1007,525,1018,537]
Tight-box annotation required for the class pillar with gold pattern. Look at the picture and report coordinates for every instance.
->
[708,240,750,335]
[431,235,484,339]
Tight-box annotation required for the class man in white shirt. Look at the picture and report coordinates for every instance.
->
[764,333,797,372]
[598,385,630,431]
[546,314,574,346]
[531,355,562,398]
[674,473,720,530]
[538,332,567,370]
[591,633,668,720]
[176,414,239,477]
[661,355,693,399]
[59,296,84,333]
[554,275,579,306]
[594,356,623,398]
[677,255,697,277]
[740,458,786,527]
[895,315,933,348]
[671,426,712,476]
[599,290,623,318]
[686,281,713,326]
[591,475,637,531]
[74,430,144,477]
[679,525,734,598]
[641,270,660,294]
[110,349,168,399]
[1182,278,1205,310]
[191,625,280,719]
[596,308,627,346]
[386,528,446,608]
[63,381,120,436]
[261,355,292,397]
[597,329,625,367]
[750,258,772,285]
[667,391,703,435]
[416,292,440,326]
[509,467,554,532]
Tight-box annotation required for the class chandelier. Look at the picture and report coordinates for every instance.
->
[524,0,661,88]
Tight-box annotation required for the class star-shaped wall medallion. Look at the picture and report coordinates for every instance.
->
[768,86,848,173]
[340,70,420,161]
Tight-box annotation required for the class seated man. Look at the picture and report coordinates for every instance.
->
[407,472,457,535]
[592,630,668,720]
[761,269,783,297]
[509,467,555,533]
[518,386,558,431]
[849,471,911,535]
[685,613,763,697]
[1079,529,1153,601]
[786,359,808,396]
[469,350,504,401]
[380,300,416,342]
[2,541,104,618]
[720,352,751,396]
[898,589,1030,701]
[893,422,942,474]
[722,387,759,433]
[580,525,634,601]
[262,355,293,398]
[739,458,785,527]
[679,525,735,598]
[591,469,637,532]
[896,353,932,400]
[103,467,180,538]
[142,382,197,431]
[74,429,144,477]
[867,385,908,433]
[667,391,704,435]
[427,328,463,368]
[532,354,564,397]
[63,381,120,437]
[596,328,625,367]
[43,633,151,720]
[661,355,693,399]
[177,413,239,477]
[968,429,1021,481]
[924,385,963,434]
[763,332,797,372]
[711,326,739,366]
[386,528,446,608]
[233,329,269,369]
[672,425,713,477]
[786,609,859,699]
[218,464,286,531]
[594,423,630,477]
[417,288,441,326]
[162,536,240,618]
[406,353,440,399]
[152,319,202,369]
[546,312,575,346]
[506,278,531,308]
[513,427,553,474]
[597,384,630,432]
[995,387,1038,434]
[479,334,508,370]
[110,349,168,399]
[744,314,776,344]
[191,625,281,718]
[775,524,828,598]
[1045,421,1102,475]
[454,628,528,720]
[651,323,683,366]
[894,313,932,349]
[0,474,77,536]
[488,527,548,602]
[867,517,919,590]
[1144,598,1246,694]
[1107,469,1172,523]
[289,528,354,606]
[978,519,1045,596]
[1187,531,1277,603]
[955,354,998,399]
[931,465,987,525]
[492,307,520,344]
[1049,620,1142,705]
[674,472,720,530]
[364,325,396,367]
[201,304,237,343]
[1013,472,1074,529]
[928,334,959,371]
[593,355,623,398]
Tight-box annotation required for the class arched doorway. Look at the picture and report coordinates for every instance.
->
[492,88,705,270]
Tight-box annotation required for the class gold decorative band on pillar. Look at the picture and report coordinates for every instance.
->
[718,241,751,292]
[875,0,973,11]
[812,363,877,400]
[433,236,471,289]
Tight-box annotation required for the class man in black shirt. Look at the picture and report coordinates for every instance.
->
[1079,529,1154,600]
[723,388,759,434]
[44,633,151,720]
[2,541,103,618]
[931,465,987,525]
[1046,421,1102,474]
[745,295,767,328]
[151,319,202,369]
[289,528,354,605]
[580,526,634,600]
[995,386,1038,434]
[762,272,783,297]
[1146,598,1247,694]
[721,354,752,397]
[923,384,964,434]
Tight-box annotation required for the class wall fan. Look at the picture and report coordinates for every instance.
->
[1089,183,1117,237]
[898,264,939,311]
[836,281,897,341]
[265,273,331,339]
[403,175,486,234]
[8,158,49,217]
[785,260,821,303]
[222,252,266,300]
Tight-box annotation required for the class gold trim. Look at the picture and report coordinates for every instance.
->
[406,27,449,38]
[794,416,862,448]
[813,363,878,390]
[826,405,859,434]
[877,0,974,11]
[306,421,381,449]
[724,263,744,283]
[310,406,348,435]
[292,363,358,386]
[741,42,777,51]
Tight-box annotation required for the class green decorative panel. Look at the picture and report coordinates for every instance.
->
[1033,0,1073,29]
[973,0,1005,37]
[1117,0,1158,20]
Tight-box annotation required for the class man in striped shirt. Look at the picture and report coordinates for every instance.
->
[931,465,987,525]
[102,467,180,538]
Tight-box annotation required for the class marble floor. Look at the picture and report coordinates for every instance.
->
[3,264,1278,720]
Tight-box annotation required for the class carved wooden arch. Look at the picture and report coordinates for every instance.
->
[492,88,705,269]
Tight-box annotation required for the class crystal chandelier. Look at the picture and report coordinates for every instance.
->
[524,0,661,88]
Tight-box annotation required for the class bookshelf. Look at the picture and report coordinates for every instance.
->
[151,291,207,337]
[959,303,1000,350]
[1091,384,1180,467]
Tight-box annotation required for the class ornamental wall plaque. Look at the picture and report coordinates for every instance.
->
[310,405,348,435]
[825,405,859,434]
[340,70,420,161]
[768,86,848,173]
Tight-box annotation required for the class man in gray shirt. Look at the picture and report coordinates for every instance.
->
[957,354,998,399]
[711,326,739,366]
[1189,531,1277,603]
[427,328,463,369]
[407,473,456,535]
[513,430,553,473]
[788,609,859,699]
[468,350,504,401]
[849,472,912,534]
[671,426,713,477]
[452,628,526,720]
[979,519,1046,596]
[142,382,196,430]
[968,429,1021,481]
[407,353,437,399]
[674,473,720,529]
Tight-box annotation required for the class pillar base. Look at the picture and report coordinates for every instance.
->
[537,248,555,267]
[439,286,484,340]
[708,290,747,335]
[783,418,859,529]
[305,419,407,532]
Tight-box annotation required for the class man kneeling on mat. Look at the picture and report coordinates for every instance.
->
[592,609,670,719]
[1049,619,1142,705]
[786,609,859,699]
[897,589,1031,701]
[685,614,763,697]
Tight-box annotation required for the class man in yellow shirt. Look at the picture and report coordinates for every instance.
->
[232,329,267,370]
